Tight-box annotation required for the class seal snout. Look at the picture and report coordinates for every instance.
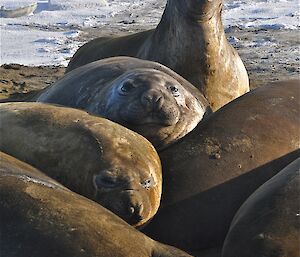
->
[127,202,144,225]
[93,170,151,226]
[94,184,148,226]
[120,189,147,226]
[139,88,180,126]
[141,89,164,111]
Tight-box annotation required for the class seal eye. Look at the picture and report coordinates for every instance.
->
[119,81,135,94]
[93,174,120,189]
[169,85,180,97]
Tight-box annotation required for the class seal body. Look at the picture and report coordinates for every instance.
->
[143,80,300,251]
[0,102,162,227]
[36,57,211,150]
[67,0,249,111]
[0,152,192,257]
[222,158,300,257]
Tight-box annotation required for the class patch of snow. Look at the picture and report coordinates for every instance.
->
[0,25,81,66]
[223,0,299,30]
[34,37,63,44]
[63,30,81,38]
[246,38,278,48]
[228,36,241,47]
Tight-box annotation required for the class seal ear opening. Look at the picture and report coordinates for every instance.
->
[166,83,181,98]
[140,174,156,190]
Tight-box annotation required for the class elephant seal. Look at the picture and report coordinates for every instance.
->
[142,80,300,251]
[36,57,211,150]
[66,0,249,111]
[222,158,300,257]
[0,102,162,228]
[0,152,192,257]
[0,151,64,189]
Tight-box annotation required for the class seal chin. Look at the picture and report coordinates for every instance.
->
[119,103,180,127]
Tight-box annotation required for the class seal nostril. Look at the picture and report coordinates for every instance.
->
[129,206,135,215]
[141,90,163,108]
[141,93,152,108]
[128,203,143,218]
[155,96,164,110]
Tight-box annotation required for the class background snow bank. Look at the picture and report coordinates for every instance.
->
[0,0,299,66]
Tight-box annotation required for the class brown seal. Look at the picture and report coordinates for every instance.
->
[0,102,162,228]
[142,80,300,252]
[66,0,249,111]
[36,57,211,150]
[0,152,192,257]
[222,158,300,257]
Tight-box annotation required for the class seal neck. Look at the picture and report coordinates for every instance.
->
[146,0,227,57]
[137,0,230,96]
[152,0,226,47]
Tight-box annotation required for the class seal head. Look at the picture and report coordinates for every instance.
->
[88,69,206,149]
[92,160,160,227]
[0,102,162,228]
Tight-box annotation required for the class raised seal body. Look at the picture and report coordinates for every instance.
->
[0,102,162,227]
[142,80,300,251]
[66,0,249,111]
[222,158,300,257]
[36,57,211,150]
[0,152,192,257]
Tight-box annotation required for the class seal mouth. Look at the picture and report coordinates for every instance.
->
[139,111,179,126]
[119,102,180,127]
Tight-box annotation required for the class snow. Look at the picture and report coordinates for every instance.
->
[0,0,299,66]
[0,24,80,66]
[223,0,299,30]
